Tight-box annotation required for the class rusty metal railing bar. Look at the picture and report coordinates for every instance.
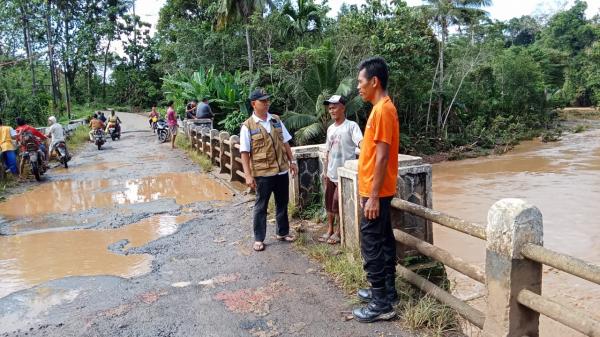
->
[393,229,485,283]
[396,264,485,329]
[521,243,600,285]
[517,289,600,337]
[391,198,486,240]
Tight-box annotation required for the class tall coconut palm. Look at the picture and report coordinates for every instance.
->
[214,0,276,72]
[420,0,491,134]
[282,42,363,145]
[282,0,323,37]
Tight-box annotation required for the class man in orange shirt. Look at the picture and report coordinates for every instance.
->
[352,57,400,323]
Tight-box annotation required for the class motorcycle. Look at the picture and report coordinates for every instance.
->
[19,131,46,181]
[54,141,71,168]
[93,129,106,150]
[156,118,170,143]
[107,123,121,141]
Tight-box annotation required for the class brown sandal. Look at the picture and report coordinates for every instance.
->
[276,234,296,242]
[253,241,265,251]
[327,233,340,245]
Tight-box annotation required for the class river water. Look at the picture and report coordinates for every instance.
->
[432,126,600,336]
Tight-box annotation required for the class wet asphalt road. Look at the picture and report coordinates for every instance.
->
[0,113,411,337]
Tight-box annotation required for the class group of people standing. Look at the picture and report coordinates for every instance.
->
[0,116,68,177]
[240,56,400,322]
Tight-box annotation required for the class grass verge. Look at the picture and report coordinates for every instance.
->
[176,136,213,172]
[67,126,91,151]
[293,229,461,336]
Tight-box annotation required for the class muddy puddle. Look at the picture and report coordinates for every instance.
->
[0,214,194,299]
[0,172,232,220]
[433,127,600,336]
[53,162,130,174]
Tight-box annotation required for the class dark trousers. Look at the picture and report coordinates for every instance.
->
[360,196,396,288]
[253,173,290,242]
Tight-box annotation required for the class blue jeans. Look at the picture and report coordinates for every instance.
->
[1,150,18,174]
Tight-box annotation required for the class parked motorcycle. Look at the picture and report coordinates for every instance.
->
[19,131,46,181]
[54,141,71,168]
[156,118,170,143]
[94,129,106,150]
[108,123,121,141]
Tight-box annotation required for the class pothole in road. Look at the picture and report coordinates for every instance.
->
[0,172,233,220]
[0,214,194,299]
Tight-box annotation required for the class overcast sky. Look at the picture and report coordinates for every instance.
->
[116,0,598,55]
[135,0,599,35]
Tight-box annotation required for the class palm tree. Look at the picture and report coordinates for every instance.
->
[282,42,363,145]
[214,0,276,73]
[281,0,323,37]
[420,0,491,134]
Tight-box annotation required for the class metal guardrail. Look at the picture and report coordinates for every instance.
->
[391,197,600,336]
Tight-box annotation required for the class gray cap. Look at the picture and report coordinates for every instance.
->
[323,95,347,105]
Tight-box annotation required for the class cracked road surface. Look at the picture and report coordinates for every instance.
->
[0,113,411,337]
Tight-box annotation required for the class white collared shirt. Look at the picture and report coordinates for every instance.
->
[239,113,292,153]
[239,112,293,176]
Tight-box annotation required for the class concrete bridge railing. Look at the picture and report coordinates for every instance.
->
[183,121,600,337]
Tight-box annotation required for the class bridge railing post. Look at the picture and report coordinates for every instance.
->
[218,131,230,174]
[209,129,219,163]
[229,135,243,182]
[483,198,543,337]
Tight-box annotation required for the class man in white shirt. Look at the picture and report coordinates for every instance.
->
[240,88,298,252]
[320,95,363,245]
[46,116,68,159]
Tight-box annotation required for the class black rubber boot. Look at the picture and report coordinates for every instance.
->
[357,274,399,305]
[352,287,396,323]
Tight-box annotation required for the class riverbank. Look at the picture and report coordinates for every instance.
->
[420,107,600,164]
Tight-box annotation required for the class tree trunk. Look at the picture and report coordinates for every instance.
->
[64,69,72,119]
[45,0,59,108]
[245,26,254,73]
[87,61,92,103]
[63,13,72,118]
[102,39,111,100]
[436,37,444,133]
[20,3,37,95]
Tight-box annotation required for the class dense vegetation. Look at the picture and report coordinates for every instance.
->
[1,0,599,154]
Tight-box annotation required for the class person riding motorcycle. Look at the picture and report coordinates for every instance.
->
[148,106,159,128]
[105,111,122,134]
[46,116,69,160]
[15,117,48,171]
[89,114,105,141]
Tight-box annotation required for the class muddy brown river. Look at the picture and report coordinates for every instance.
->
[433,127,600,336]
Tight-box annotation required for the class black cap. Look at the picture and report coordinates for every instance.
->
[249,88,270,101]
[323,95,347,105]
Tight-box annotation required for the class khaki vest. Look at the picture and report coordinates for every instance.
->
[243,115,289,177]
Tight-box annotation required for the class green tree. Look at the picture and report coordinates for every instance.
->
[419,0,491,135]
[215,0,276,72]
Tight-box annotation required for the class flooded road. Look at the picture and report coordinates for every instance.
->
[433,126,600,336]
[0,114,232,299]
[0,112,400,337]
[0,214,193,298]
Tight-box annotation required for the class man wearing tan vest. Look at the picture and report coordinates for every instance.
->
[240,88,298,252]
